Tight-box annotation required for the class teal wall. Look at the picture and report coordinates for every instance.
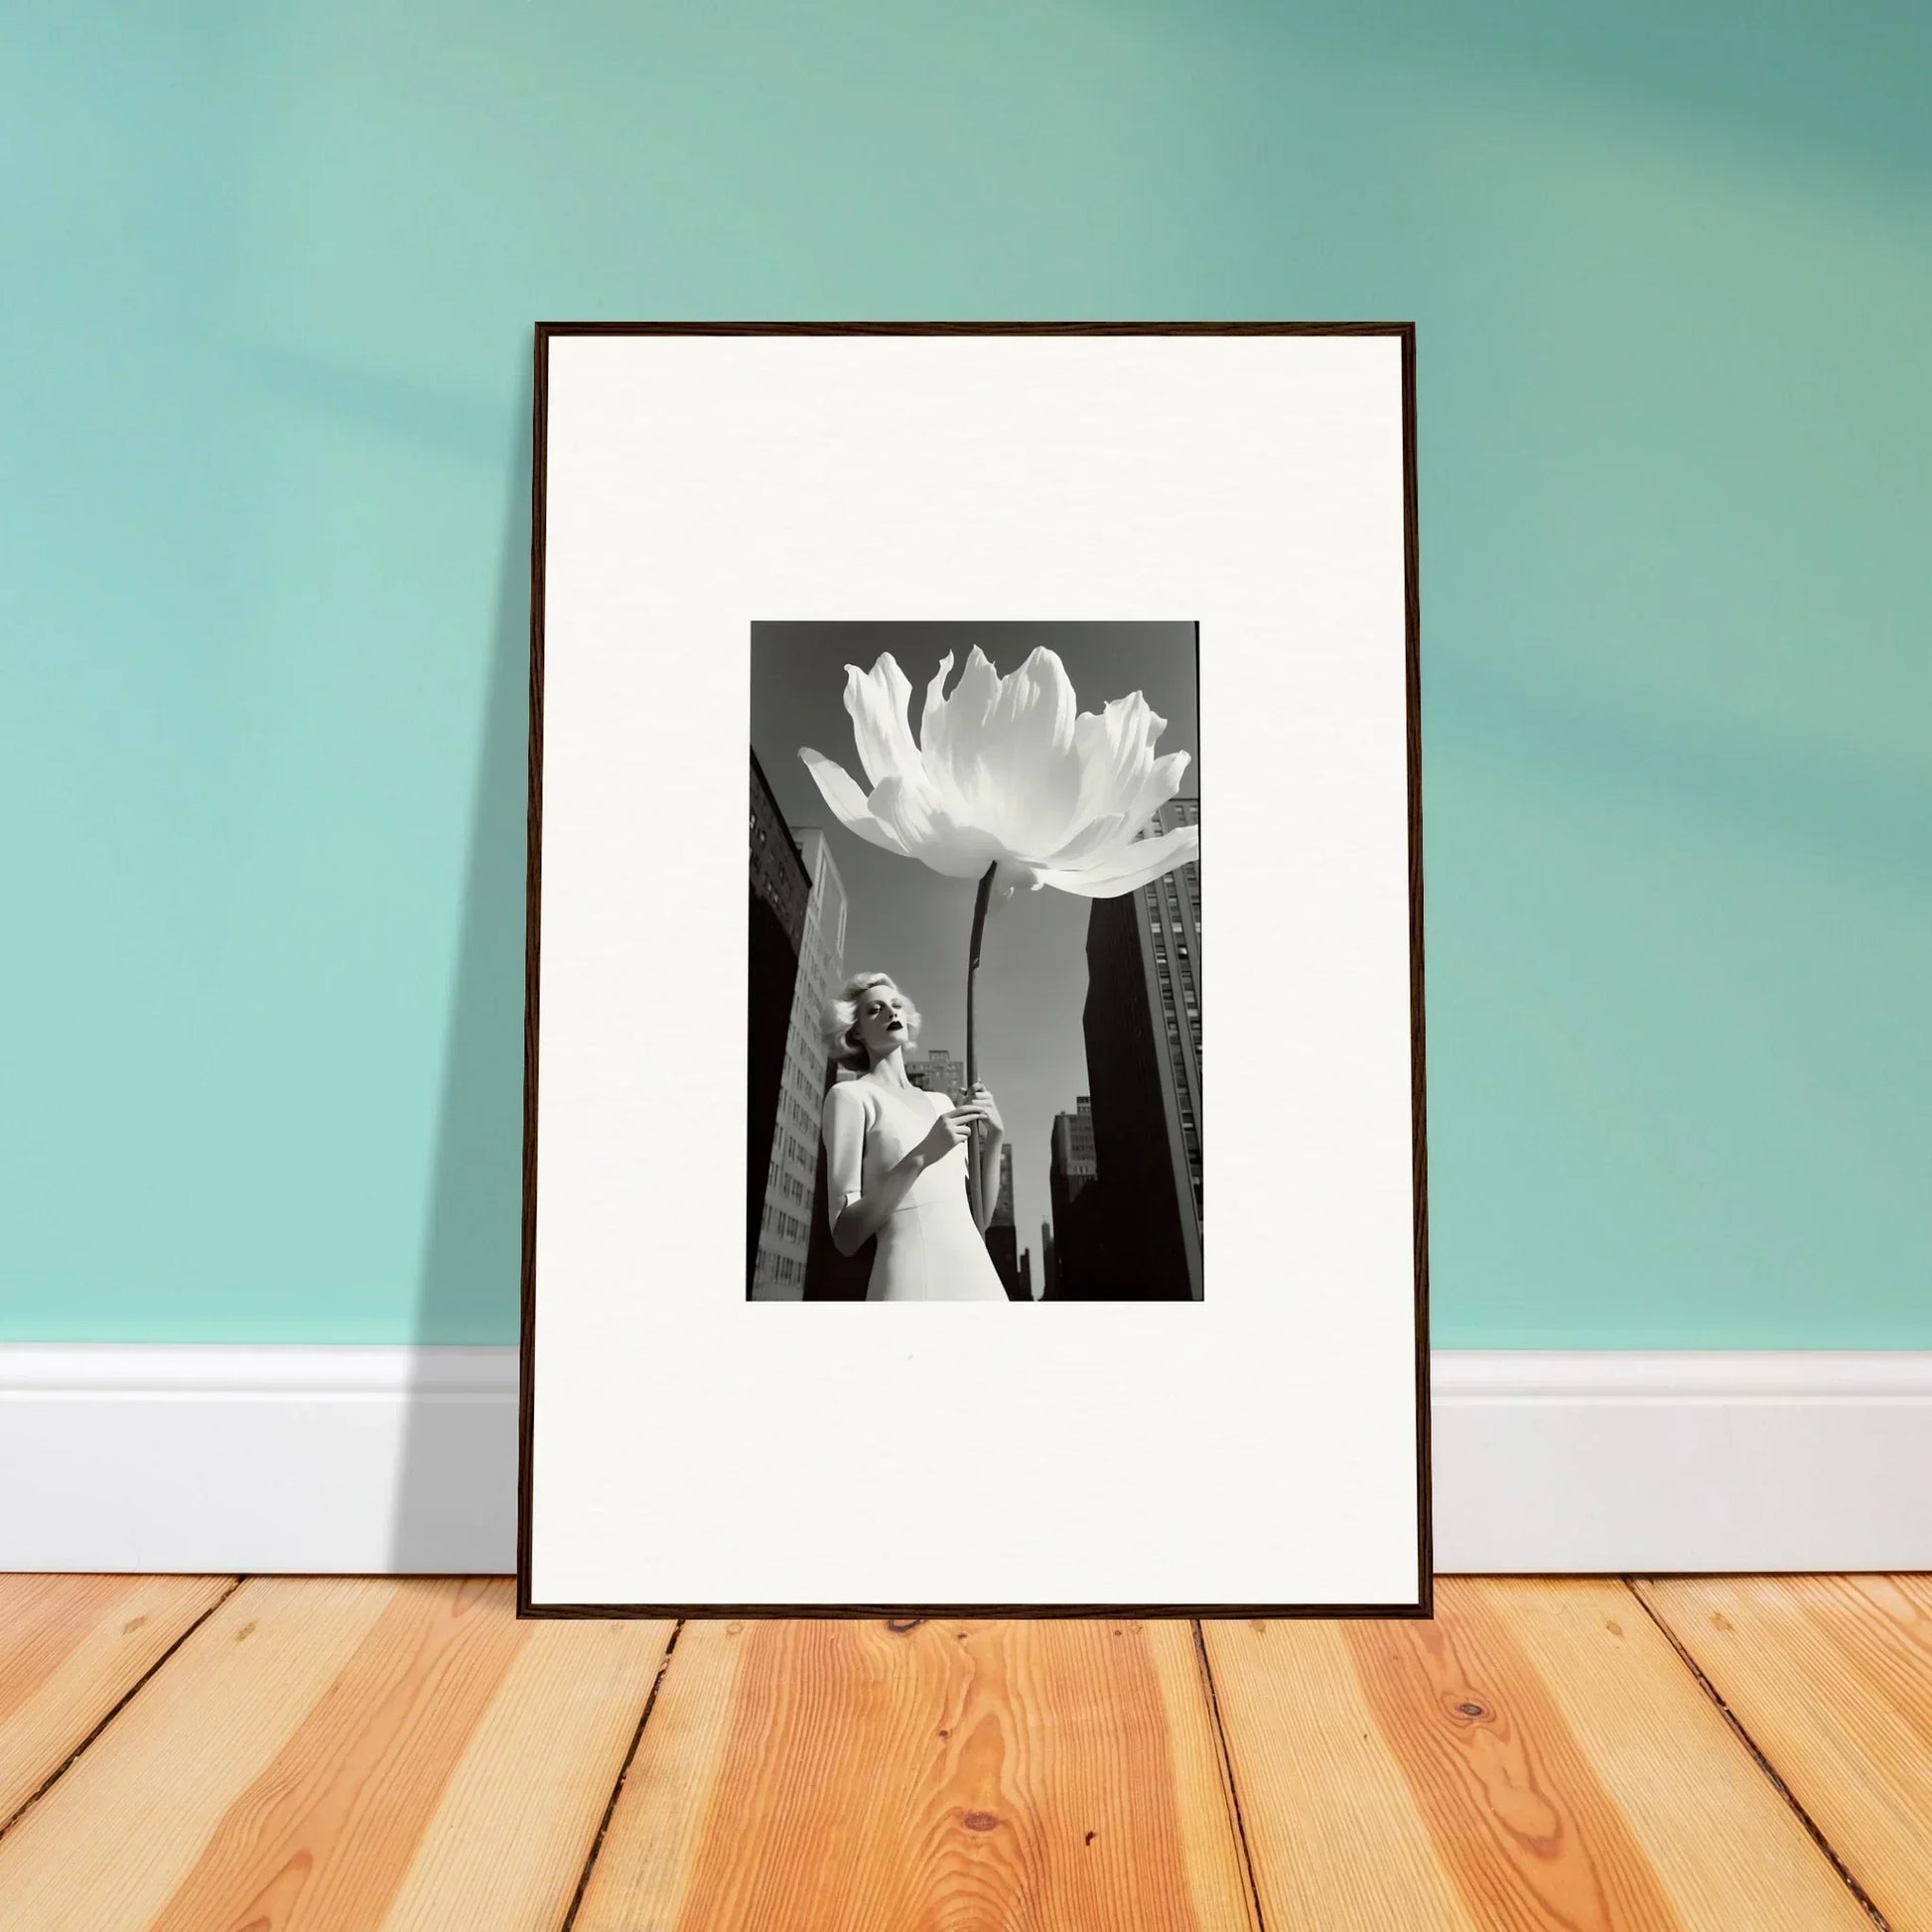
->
[3,3,1927,1346]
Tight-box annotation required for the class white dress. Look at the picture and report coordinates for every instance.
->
[821,1079,1009,1303]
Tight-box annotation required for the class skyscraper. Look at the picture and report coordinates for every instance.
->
[1045,1096,1104,1300]
[1081,798,1201,1300]
[904,1046,964,1100]
[1055,1096,1097,1171]
[750,753,812,941]
[752,823,848,1300]
[749,753,812,1291]
[984,1140,1027,1299]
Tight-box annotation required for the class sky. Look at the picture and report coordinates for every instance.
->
[752,621,1199,1296]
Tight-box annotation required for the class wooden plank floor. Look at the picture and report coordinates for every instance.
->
[0,1577,1922,1930]
[1636,1575,1932,1930]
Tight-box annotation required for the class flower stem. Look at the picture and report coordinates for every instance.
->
[964,861,997,1226]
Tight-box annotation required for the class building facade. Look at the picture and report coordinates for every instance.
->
[1044,1096,1104,1300]
[748,754,812,1292]
[1079,797,1202,1300]
[904,1046,964,1099]
[984,1140,1030,1299]
[752,823,848,1300]
[750,753,812,942]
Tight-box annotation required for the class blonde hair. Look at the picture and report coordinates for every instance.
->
[824,972,921,1072]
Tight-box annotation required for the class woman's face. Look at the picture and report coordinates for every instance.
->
[853,983,911,1061]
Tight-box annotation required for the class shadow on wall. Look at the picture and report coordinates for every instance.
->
[389,358,533,1574]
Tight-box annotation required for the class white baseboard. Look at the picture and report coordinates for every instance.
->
[3,1345,1928,1577]
[1431,1350,1932,1574]
[0,1346,515,1578]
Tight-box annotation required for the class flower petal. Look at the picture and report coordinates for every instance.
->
[867,774,1007,879]
[986,855,1047,914]
[974,647,1084,851]
[1039,751,1191,870]
[918,650,955,758]
[843,653,924,788]
[1059,692,1171,843]
[1034,822,1199,897]
[797,748,910,856]
[918,644,1000,812]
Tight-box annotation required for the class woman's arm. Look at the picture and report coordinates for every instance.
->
[970,1128,1006,1235]
[966,1083,1007,1236]
[821,1084,927,1256]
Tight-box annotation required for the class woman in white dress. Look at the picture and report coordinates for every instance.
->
[820,972,1010,1303]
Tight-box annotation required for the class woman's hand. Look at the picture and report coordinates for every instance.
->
[966,1082,1004,1136]
[914,1098,993,1168]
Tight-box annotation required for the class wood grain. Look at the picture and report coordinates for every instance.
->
[5,1575,1919,1929]
[1637,1573,1932,1927]
[573,1614,1257,1932]
[0,1577,672,1932]
[0,1573,235,1832]
[1202,1579,1874,1930]
[356,1595,673,1932]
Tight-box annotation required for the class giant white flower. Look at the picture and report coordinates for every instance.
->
[798,645,1198,906]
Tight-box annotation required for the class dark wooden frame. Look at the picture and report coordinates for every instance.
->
[517,322,1431,1620]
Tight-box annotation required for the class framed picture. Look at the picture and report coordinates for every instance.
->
[519,324,1430,1618]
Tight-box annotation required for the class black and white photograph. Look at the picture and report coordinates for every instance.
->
[521,324,1427,1616]
[750,621,1201,1305]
